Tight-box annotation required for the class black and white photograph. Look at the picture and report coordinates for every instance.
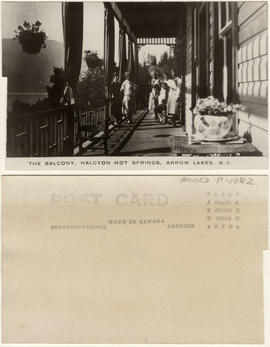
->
[2,1,268,159]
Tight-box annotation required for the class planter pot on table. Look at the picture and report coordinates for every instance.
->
[193,113,238,141]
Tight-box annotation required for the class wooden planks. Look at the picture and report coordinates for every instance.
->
[238,4,268,45]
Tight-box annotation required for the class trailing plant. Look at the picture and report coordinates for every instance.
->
[14,20,48,54]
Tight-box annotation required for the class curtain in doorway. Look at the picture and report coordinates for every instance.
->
[62,2,83,90]
[134,43,139,83]
[104,3,115,97]
[119,26,127,83]
[103,3,115,153]
[128,39,134,78]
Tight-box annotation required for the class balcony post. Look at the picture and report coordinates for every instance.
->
[104,3,115,155]
[62,2,83,155]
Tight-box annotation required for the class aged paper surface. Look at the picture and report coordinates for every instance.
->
[2,175,268,344]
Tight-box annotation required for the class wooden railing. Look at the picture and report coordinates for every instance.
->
[7,105,110,157]
[7,105,75,157]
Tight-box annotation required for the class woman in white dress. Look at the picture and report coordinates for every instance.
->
[148,71,161,113]
[165,69,182,127]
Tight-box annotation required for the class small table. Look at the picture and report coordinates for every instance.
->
[170,136,262,156]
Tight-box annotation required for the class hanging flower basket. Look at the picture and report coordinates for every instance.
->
[14,20,48,54]
[192,96,242,141]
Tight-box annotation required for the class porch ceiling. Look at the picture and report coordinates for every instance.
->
[116,2,184,38]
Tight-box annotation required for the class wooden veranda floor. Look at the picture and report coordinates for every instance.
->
[82,110,185,156]
[119,111,185,156]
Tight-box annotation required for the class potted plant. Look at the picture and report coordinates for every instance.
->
[192,96,242,141]
[14,20,48,54]
[84,50,103,70]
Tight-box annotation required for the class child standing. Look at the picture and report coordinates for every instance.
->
[156,82,169,124]
[149,84,160,122]
[148,71,161,113]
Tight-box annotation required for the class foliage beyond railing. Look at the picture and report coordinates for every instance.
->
[7,105,110,157]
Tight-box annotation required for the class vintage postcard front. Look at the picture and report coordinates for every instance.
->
[2,175,268,344]
[1,1,268,170]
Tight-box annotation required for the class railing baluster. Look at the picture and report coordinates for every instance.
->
[28,120,33,157]
[45,117,49,156]
[40,123,44,157]
[35,119,40,156]
[60,115,64,154]
[48,115,53,155]
[7,105,109,157]
[57,118,61,155]
[53,113,57,156]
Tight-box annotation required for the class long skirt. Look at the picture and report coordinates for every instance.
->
[148,93,155,110]
[122,95,135,116]
[148,90,159,111]
[167,93,179,115]
[111,99,121,121]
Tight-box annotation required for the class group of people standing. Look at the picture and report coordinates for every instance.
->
[111,71,137,125]
[148,69,182,127]
[110,68,182,127]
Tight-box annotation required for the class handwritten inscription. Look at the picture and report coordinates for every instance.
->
[180,176,254,185]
